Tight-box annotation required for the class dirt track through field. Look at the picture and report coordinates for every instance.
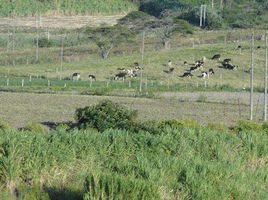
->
[0,91,264,128]
[0,15,125,29]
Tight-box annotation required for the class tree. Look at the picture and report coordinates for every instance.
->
[84,25,136,59]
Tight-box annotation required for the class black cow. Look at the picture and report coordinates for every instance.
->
[180,72,193,78]
[211,54,221,60]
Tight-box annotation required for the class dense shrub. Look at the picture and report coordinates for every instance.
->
[234,120,263,133]
[75,100,137,132]
[24,122,49,134]
[158,118,201,129]
[83,173,159,200]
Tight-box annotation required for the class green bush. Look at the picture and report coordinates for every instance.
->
[34,38,54,48]
[24,122,49,134]
[234,120,263,133]
[158,118,200,129]
[75,100,137,132]
[55,123,70,132]
[83,173,159,200]
[0,119,11,131]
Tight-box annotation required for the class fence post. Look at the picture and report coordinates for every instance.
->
[48,80,50,87]
[106,81,110,88]
[6,78,9,86]
[21,79,24,87]
[29,75,32,82]
[128,80,131,88]
[90,79,93,88]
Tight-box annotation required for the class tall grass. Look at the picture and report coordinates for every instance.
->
[0,0,137,16]
[0,126,267,199]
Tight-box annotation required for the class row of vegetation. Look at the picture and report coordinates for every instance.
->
[0,100,267,199]
[0,0,267,29]
[0,0,137,16]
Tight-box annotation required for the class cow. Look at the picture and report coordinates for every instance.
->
[88,74,96,81]
[180,71,193,78]
[163,67,175,74]
[223,58,231,63]
[222,63,238,70]
[200,68,214,78]
[114,72,127,80]
[211,54,221,60]
[72,72,80,81]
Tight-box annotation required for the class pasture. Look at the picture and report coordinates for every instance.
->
[0,28,267,127]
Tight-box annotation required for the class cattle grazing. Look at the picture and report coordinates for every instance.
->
[72,72,80,80]
[180,72,193,78]
[117,67,125,71]
[163,67,175,74]
[184,61,188,65]
[211,54,221,60]
[88,74,96,81]
[208,68,215,75]
[200,68,214,78]
[114,72,127,80]
[222,63,238,70]
[257,46,261,49]
[223,58,231,63]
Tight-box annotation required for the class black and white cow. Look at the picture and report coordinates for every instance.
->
[88,74,96,81]
[114,72,128,80]
[72,72,80,80]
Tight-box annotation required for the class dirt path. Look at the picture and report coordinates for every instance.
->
[0,15,125,29]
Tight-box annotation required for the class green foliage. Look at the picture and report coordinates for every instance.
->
[0,0,137,16]
[0,119,11,131]
[34,38,54,48]
[19,186,50,200]
[234,120,263,133]
[75,100,137,132]
[0,125,268,198]
[83,173,159,200]
[24,122,49,134]
[158,118,201,129]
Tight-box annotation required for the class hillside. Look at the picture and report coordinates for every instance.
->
[0,0,267,29]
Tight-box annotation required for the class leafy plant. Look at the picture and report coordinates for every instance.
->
[83,173,159,200]
[75,100,137,132]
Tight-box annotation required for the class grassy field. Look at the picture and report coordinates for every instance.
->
[0,91,264,128]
